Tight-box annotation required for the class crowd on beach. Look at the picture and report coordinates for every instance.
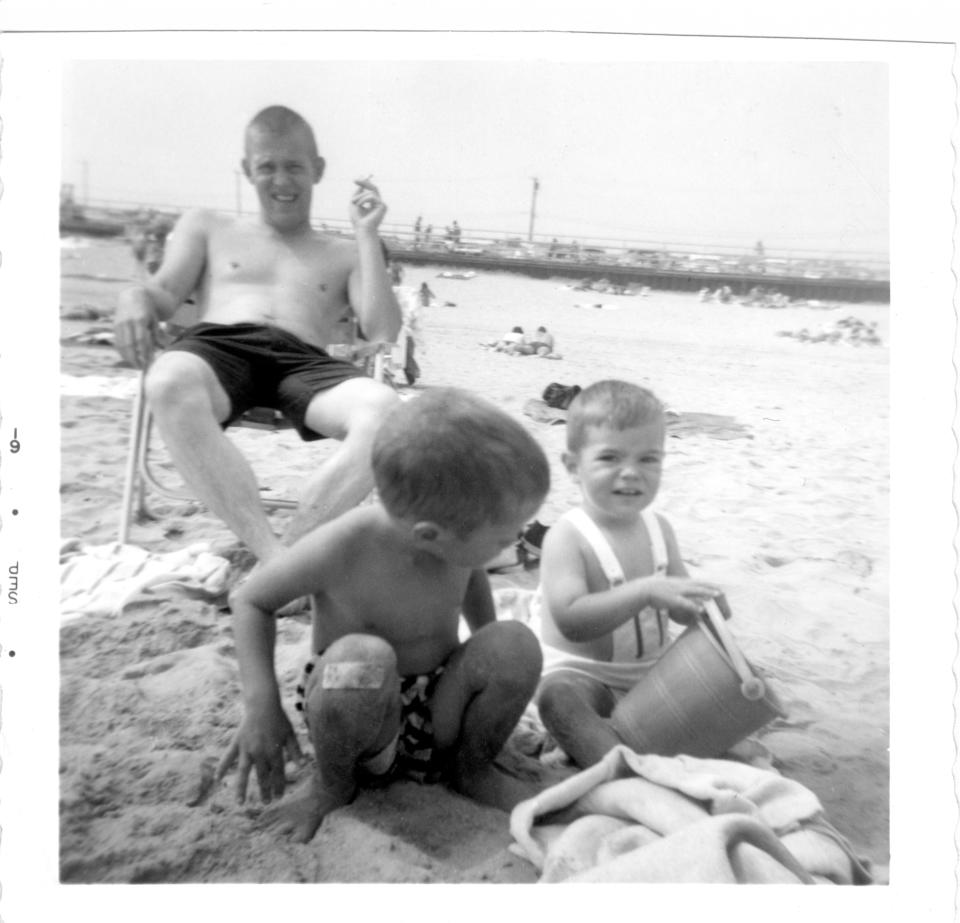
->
[776,315,883,346]
[75,103,880,884]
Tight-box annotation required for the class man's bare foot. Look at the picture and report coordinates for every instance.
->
[257,774,355,844]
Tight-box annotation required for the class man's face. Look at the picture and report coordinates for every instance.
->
[242,127,324,232]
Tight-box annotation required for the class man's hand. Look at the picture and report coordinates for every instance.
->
[350,176,387,233]
[215,702,304,804]
[114,289,160,369]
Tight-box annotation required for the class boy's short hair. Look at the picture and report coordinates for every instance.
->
[566,380,665,453]
[372,388,550,535]
[245,105,319,159]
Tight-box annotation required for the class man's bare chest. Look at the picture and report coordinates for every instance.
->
[206,234,351,296]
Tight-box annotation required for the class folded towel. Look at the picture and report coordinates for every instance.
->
[510,744,873,884]
[60,540,232,621]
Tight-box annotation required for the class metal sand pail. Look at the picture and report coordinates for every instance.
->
[620,600,786,758]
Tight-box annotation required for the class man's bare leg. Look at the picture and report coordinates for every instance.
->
[145,353,284,562]
[261,634,401,843]
[285,378,400,544]
[430,621,547,811]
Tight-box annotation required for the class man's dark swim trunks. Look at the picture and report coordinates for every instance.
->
[165,322,366,441]
[295,654,448,785]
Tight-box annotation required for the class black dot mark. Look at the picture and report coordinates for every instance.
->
[8,650,15,658]
[12,509,19,516]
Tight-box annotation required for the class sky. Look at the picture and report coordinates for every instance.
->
[61,58,889,258]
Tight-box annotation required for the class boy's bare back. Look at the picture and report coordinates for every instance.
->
[246,505,473,676]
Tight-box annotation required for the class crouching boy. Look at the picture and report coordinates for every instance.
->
[218,387,550,842]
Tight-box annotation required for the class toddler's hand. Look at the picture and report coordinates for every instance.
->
[639,576,724,620]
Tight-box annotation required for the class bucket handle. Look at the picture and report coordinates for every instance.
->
[701,599,766,701]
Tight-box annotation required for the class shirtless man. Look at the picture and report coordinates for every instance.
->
[114,106,401,562]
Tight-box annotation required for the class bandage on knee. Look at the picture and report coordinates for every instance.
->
[321,661,386,690]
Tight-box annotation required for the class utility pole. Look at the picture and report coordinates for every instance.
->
[528,176,539,243]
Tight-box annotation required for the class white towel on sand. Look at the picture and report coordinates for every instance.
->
[60,540,232,622]
[510,744,873,884]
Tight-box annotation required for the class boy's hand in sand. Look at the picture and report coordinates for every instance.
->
[350,176,386,232]
[637,576,729,623]
[216,704,304,804]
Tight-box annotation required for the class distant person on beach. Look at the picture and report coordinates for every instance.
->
[395,283,422,386]
[505,325,561,359]
[113,105,401,564]
[218,388,551,842]
[492,326,525,351]
[131,211,173,277]
[534,380,730,769]
[524,325,556,355]
[418,281,437,307]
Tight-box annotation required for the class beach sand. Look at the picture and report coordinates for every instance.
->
[59,238,889,882]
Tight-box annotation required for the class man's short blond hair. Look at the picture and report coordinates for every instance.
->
[245,105,319,159]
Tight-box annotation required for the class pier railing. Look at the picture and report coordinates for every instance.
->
[65,198,890,301]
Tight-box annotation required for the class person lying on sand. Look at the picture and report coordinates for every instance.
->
[507,325,562,359]
[535,380,732,769]
[113,105,401,564]
[496,325,525,349]
[217,388,552,843]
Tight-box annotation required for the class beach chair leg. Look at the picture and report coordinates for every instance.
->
[119,375,147,543]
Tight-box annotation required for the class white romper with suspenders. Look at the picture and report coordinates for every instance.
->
[536,506,673,697]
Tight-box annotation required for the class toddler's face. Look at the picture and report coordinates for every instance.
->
[566,421,665,520]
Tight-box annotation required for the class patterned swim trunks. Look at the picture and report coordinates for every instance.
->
[295,654,447,785]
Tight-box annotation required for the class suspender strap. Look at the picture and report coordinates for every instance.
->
[566,508,626,585]
[565,507,670,660]
[566,507,669,581]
